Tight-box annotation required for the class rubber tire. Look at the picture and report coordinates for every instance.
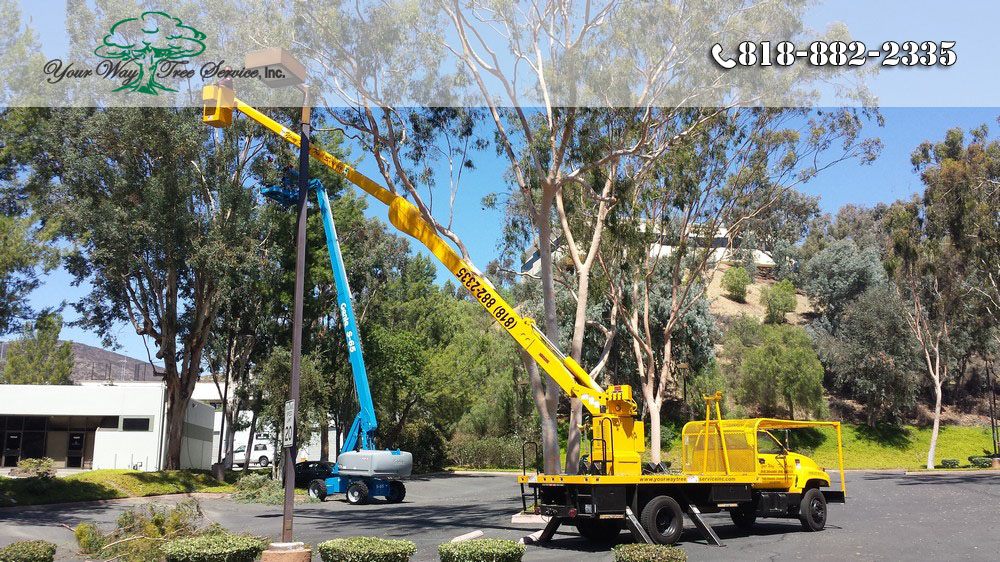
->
[640,495,685,545]
[387,481,406,503]
[574,518,623,544]
[799,488,827,532]
[730,501,757,529]
[346,481,369,505]
[258,456,269,467]
[308,479,327,501]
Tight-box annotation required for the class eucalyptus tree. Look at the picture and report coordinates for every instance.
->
[284,0,877,474]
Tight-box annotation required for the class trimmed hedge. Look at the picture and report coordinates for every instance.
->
[318,537,416,562]
[438,539,524,562]
[612,544,687,562]
[0,540,56,562]
[968,456,993,469]
[161,534,267,562]
[941,458,960,469]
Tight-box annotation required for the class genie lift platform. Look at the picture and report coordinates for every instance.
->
[264,167,412,505]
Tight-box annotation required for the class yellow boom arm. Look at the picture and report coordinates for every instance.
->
[205,86,620,417]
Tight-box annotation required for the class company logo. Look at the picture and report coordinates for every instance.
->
[94,11,206,95]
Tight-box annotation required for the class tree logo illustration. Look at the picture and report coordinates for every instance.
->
[94,11,206,95]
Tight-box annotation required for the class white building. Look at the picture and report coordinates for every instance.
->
[520,225,775,277]
[0,382,214,471]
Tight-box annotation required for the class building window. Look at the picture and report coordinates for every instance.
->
[122,418,151,432]
[98,416,119,429]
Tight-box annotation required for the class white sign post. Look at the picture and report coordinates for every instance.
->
[283,399,295,448]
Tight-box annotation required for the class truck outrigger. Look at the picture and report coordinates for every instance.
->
[518,392,846,546]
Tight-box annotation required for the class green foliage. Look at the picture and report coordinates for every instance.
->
[759,280,797,324]
[161,534,267,562]
[231,473,284,505]
[802,239,886,328]
[11,457,55,478]
[393,419,447,473]
[1,314,73,384]
[817,287,917,426]
[612,543,687,562]
[969,456,992,468]
[74,522,105,554]
[738,325,826,419]
[438,539,525,562]
[941,458,959,469]
[447,436,524,469]
[257,348,329,447]
[0,213,58,336]
[683,362,728,417]
[719,314,763,382]
[721,267,750,302]
[0,540,56,562]
[317,537,416,562]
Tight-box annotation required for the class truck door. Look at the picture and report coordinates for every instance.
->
[756,431,792,489]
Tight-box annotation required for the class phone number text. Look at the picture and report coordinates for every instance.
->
[711,41,956,69]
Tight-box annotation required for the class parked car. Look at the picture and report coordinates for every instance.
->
[233,442,275,467]
[294,461,334,487]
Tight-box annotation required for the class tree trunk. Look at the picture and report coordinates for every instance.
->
[648,396,662,464]
[242,407,258,474]
[565,399,583,474]
[320,418,330,462]
[927,378,943,469]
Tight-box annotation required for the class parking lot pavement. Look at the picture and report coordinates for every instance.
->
[2,471,999,561]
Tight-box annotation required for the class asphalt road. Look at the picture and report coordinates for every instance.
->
[1,471,998,561]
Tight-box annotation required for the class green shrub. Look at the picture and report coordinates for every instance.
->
[760,279,797,324]
[612,543,687,562]
[941,458,959,469]
[438,539,524,562]
[447,436,523,469]
[969,456,992,469]
[162,534,267,562]
[394,420,448,473]
[722,267,751,302]
[74,522,105,554]
[317,537,416,562]
[11,458,56,479]
[0,540,56,562]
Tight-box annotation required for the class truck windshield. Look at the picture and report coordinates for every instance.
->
[757,431,785,455]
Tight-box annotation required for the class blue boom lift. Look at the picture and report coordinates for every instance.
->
[264,167,412,505]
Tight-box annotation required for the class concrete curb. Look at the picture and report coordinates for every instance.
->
[0,492,231,513]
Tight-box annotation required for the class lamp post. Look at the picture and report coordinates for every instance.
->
[245,47,311,558]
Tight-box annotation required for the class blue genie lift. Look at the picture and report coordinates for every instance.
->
[264,167,412,505]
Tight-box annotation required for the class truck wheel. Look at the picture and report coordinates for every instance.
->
[574,518,622,543]
[640,495,684,545]
[308,479,327,501]
[799,488,827,531]
[346,481,369,505]
[258,456,269,467]
[730,501,757,529]
[387,481,406,503]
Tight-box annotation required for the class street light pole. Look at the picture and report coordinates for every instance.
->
[282,85,311,543]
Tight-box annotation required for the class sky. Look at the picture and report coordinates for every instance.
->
[11,1,1000,362]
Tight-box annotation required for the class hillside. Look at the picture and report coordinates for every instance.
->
[705,264,813,328]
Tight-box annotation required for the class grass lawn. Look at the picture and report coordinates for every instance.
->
[655,423,995,471]
[0,469,241,508]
